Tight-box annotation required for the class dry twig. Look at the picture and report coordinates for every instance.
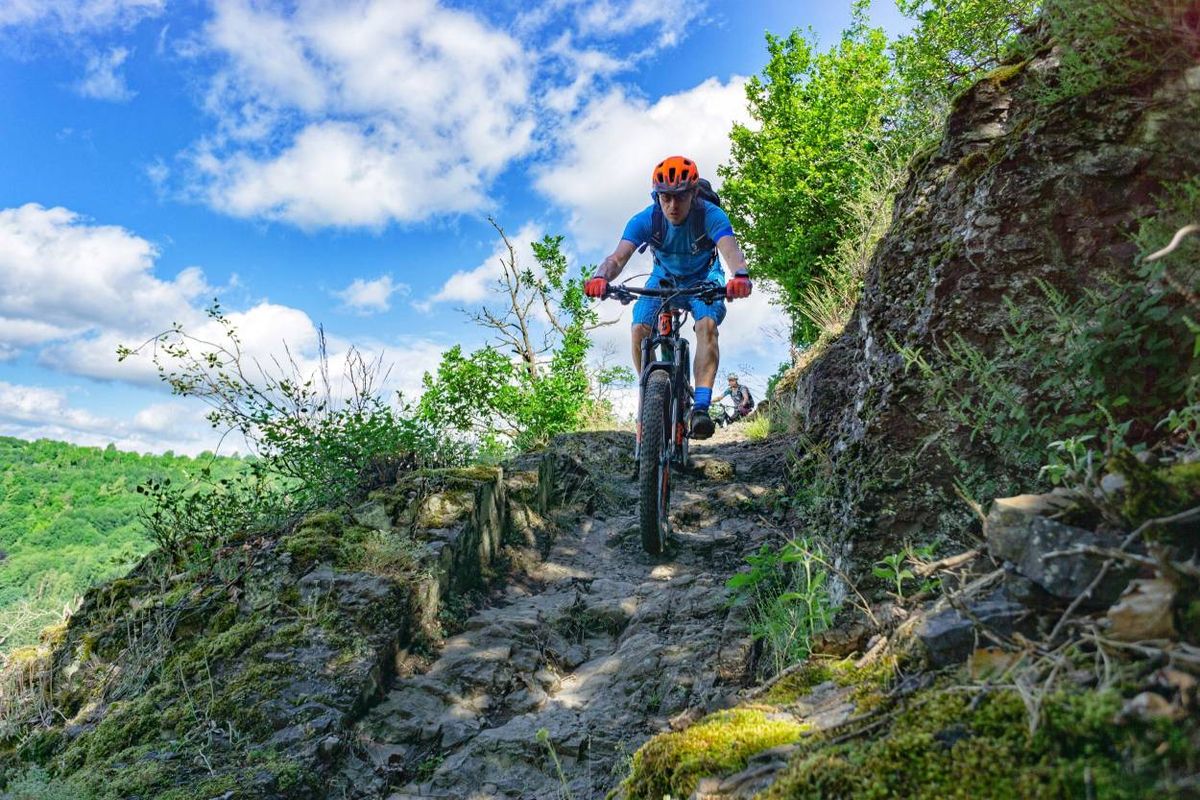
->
[1046,505,1200,643]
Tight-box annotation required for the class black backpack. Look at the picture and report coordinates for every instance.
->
[637,178,722,263]
[738,385,755,410]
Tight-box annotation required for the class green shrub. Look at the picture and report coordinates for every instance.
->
[417,229,602,452]
[727,538,837,675]
[119,308,455,568]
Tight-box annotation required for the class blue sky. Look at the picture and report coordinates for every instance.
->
[0,0,910,454]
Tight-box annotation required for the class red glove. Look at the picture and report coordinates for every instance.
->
[726,271,752,300]
[585,276,609,298]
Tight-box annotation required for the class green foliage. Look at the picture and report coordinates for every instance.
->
[727,538,837,675]
[765,360,792,400]
[622,708,807,800]
[0,438,245,653]
[119,308,453,568]
[722,0,1037,343]
[872,552,916,597]
[743,414,772,442]
[1032,0,1198,106]
[134,466,287,568]
[892,0,1039,110]
[720,6,897,340]
[419,232,599,451]
[1039,434,1097,486]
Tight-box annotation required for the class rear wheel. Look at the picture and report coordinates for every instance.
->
[638,370,672,555]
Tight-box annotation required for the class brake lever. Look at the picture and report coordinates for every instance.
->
[605,287,635,305]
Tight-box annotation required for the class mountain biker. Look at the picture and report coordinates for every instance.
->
[584,155,752,440]
[720,373,754,420]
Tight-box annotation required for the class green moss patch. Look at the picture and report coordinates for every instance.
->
[760,683,1191,800]
[761,657,895,706]
[622,707,807,799]
[1113,453,1200,539]
[282,511,346,570]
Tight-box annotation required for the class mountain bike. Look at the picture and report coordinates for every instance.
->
[604,280,725,555]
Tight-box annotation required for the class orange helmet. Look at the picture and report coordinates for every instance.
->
[651,155,699,194]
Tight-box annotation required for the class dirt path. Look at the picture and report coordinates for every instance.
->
[336,430,789,800]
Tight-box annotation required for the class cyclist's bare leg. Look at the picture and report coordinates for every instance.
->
[694,317,719,390]
[632,323,652,372]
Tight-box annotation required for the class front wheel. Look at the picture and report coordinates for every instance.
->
[638,371,672,555]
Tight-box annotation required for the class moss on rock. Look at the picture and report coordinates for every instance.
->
[760,682,1187,800]
[622,707,807,799]
[761,657,895,706]
[1113,453,1200,542]
[282,511,347,571]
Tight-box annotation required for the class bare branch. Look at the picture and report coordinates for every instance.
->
[1146,223,1200,261]
[1047,505,1200,643]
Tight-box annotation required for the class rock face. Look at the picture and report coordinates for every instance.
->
[0,462,552,799]
[0,430,785,800]
[781,49,1200,564]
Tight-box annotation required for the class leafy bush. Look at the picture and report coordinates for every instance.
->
[119,310,451,567]
[720,7,897,341]
[892,0,1039,111]
[418,228,605,451]
[722,0,1040,344]
[1030,0,1200,106]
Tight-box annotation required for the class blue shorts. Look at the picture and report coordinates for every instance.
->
[631,264,727,328]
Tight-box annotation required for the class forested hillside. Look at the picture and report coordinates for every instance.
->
[0,438,246,651]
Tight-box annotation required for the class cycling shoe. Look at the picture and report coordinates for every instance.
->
[689,409,715,440]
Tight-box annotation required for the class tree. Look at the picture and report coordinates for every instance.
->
[720,0,1044,344]
[719,7,897,341]
[891,0,1040,120]
[418,223,607,450]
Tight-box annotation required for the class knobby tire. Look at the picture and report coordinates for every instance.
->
[639,371,672,555]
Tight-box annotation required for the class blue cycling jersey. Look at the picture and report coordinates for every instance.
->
[621,200,735,282]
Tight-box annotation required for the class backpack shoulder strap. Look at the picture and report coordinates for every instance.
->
[638,205,667,254]
[689,198,715,257]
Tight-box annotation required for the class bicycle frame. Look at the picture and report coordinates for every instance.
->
[634,305,692,466]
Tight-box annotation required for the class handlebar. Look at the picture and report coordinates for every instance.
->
[603,281,724,306]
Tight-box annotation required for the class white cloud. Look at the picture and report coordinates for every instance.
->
[189,0,535,228]
[76,46,135,101]
[419,222,545,309]
[517,0,708,116]
[42,300,321,387]
[334,275,409,315]
[535,76,752,253]
[0,203,209,343]
[0,0,163,35]
[0,202,451,448]
[195,121,497,229]
[573,0,705,45]
[517,0,705,47]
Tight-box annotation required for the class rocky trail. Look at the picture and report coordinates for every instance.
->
[335,430,791,799]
